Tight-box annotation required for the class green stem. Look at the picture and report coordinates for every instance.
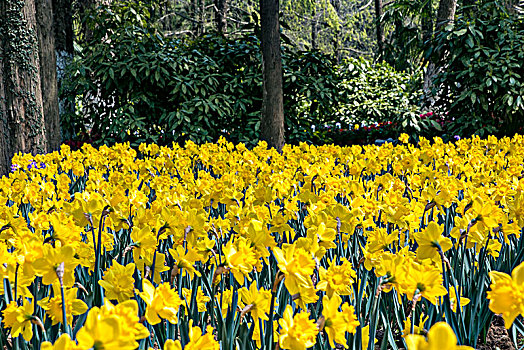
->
[60,281,69,335]
[368,277,382,350]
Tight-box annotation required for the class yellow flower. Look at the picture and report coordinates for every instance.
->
[37,287,88,325]
[130,226,157,261]
[341,303,360,334]
[321,294,356,348]
[164,320,219,350]
[414,222,452,262]
[273,243,316,296]
[238,282,272,321]
[76,299,149,349]
[98,261,136,302]
[136,251,170,284]
[182,287,211,313]
[40,334,81,350]
[169,244,202,278]
[405,322,473,350]
[398,261,447,304]
[1,300,34,341]
[139,279,183,325]
[33,244,78,287]
[278,305,319,350]
[164,339,182,350]
[399,133,409,143]
[487,262,524,327]
[223,237,258,284]
[76,307,132,349]
[215,287,234,318]
[317,258,356,298]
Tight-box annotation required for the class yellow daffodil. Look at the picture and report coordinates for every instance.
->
[98,261,136,302]
[238,282,272,321]
[317,258,356,297]
[40,334,81,350]
[139,279,183,325]
[1,300,35,341]
[278,304,319,350]
[405,322,473,350]
[487,261,524,327]
[33,244,78,287]
[414,222,452,261]
[37,287,88,325]
[223,237,258,283]
[182,287,211,313]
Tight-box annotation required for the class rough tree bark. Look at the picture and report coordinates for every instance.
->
[0,0,48,175]
[214,0,228,33]
[36,0,61,151]
[374,0,384,56]
[259,0,284,151]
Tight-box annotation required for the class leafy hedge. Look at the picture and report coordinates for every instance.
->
[62,0,424,147]
[432,0,524,137]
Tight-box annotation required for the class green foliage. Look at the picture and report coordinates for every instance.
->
[62,0,427,147]
[62,0,351,147]
[281,0,377,57]
[338,58,425,132]
[432,0,524,137]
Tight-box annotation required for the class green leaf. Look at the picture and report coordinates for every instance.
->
[455,28,467,36]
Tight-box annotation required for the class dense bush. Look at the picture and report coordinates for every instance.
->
[337,58,428,131]
[432,0,524,138]
[63,0,425,147]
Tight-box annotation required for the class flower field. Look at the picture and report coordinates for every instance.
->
[2,134,524,349]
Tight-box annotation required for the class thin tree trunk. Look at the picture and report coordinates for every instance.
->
[192,0,199,35]
[332,0,341,62]
[421,0,433,45]
[423,0,458,107]
[0,0,47,175]
[215,0,228,33]
[311,0,318,50]
[36,0,61,151]
[436,0,457,31]
[200,0,205,34]
[259,0,284,151]
[77,0,96,43]
[374,0,384,56]
[52,0,74,141]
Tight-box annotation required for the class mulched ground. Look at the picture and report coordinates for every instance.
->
[477,315,516,350]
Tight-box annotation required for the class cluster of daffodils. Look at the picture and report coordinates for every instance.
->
[1,134,524,349]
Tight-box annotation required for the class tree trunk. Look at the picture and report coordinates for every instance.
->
[311,0,318,50]
[0,0,48,175]
[192,0,199,35]
[200,0,205,34]
[77,0,96,43]
[214,0,228,33]
[436,0,458,32]
[421,0,433,45]
[36,0,61,151]
[259,0,284,151]
[52,0,74,140]
[332,0,341,62]
[422,0,457,108]
[374,0,384,56]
